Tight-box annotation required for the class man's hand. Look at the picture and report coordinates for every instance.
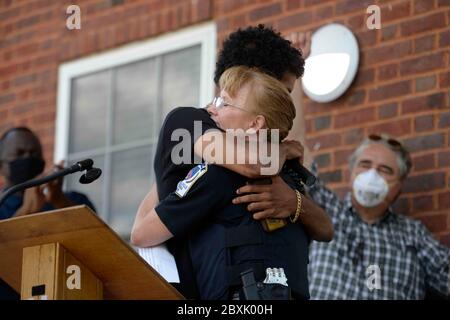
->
[15,187,46,217]
[286,31,312,60]
[43,161,74,209]
[232,176,297,220]
[282,139,304,164]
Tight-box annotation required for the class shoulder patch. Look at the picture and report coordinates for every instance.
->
[175,163,208,198]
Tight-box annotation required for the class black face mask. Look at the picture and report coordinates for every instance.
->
[7,157,45,185]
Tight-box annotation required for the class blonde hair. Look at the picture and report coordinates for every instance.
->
[219,66,296,140]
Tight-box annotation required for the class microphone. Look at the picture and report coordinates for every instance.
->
[285,159,316,187]
[0,159,102,207]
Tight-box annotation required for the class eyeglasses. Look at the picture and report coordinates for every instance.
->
[210,97,252,114]
[368,133,403,149]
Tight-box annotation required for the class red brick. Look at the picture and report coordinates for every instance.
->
[378,103,398,119]
[415,75,436,92]
[392,197,410,215]
[354,29,377,47]
[277,11,313,31]
[314,5,333,20]
[381,24,397,41]
[306,133,342,150]
[439,71,450,88]
[412,194,434,212]
[335,107,375,128]
[194,0,212,21]
[354,68,375,87]
[286,0,301,10]
[417,214,448,233]
[222,0,245,14]
[304,0,334,6]
[366,40,412,65]
[403,172,446,193]
[414,0,435,13]
[438,151,450,167]
[438,192,450,209]
[382,1,411,22]
[314,115,331,131]
[439,112,450,128]
[315,152,331,168]
[12,101,38,116]
[400,52,445,76]
[347,89,366,106]
[336,0,373,15]
[369,80,411,102]
[304,99,335,115]
[401,12,446,36]
[401,93,446,114]
[414,34,435,53]
[413,153,435,171]
[378,63,398,81]
[0,6,20,22]
[0,93,15,105]
[249,3,282,21]
[335,148,354,166]
[414,115,434,132]
[439,29,450,47]
[347,14,365,30]
[343,128,364,145]
[368,118,411,137]
[403,133,445,152]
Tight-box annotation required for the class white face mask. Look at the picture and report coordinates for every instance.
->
[352,169,389,208]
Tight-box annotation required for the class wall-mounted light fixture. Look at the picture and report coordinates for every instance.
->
[302,23,359,103]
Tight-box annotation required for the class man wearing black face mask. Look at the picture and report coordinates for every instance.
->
[0,127,96,300]
[0,127,95,220]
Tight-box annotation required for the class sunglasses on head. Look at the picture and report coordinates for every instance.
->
[368,133,402,149]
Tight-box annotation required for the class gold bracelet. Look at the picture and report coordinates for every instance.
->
[290,190,302,223]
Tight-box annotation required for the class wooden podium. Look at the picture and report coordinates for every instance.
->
[0,205,183,300]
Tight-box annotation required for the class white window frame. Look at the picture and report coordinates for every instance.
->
[55,22,216,163]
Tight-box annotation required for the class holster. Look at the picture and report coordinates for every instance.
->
[240,269,291,300]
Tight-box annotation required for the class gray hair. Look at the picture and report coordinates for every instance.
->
[349,137,412,180]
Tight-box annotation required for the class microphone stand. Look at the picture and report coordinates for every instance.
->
[0,159,98,208]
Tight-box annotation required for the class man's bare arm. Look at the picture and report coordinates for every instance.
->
[233,176,333,242]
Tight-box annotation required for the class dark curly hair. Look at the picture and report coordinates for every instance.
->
[214,24,305,85]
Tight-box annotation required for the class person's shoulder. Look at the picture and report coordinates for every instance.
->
[391,212,427,236]
[180,164,243,191]
[165,106,209,122]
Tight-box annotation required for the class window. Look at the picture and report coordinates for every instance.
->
[56,23,216,238]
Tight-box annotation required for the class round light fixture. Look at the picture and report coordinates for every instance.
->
[302,23,359,103]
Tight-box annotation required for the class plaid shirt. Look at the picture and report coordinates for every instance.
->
[306,164,450,300]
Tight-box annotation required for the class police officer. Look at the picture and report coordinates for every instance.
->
[132,25,333,299]
[132,66,316,299]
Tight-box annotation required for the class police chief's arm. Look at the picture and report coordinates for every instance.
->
[131,183,171,247]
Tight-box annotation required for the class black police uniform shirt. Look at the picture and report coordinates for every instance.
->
[153,106,219,299]
[155,164,310,300]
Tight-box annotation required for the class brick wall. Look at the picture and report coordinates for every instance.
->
[1,0,449,246]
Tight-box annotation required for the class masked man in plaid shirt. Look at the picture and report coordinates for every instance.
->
[304,134,450,299]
